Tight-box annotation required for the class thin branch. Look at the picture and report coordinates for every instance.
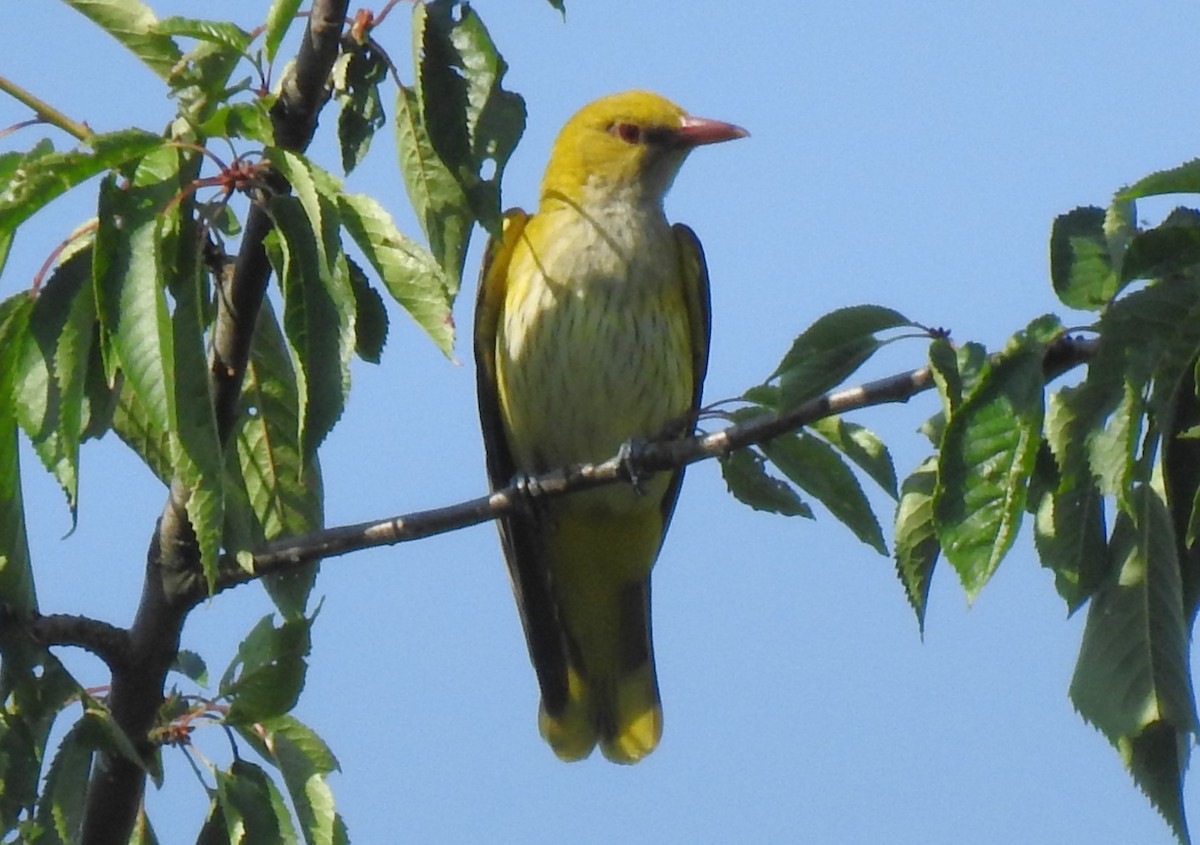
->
[190,334,1098,603]
[0,74,92,141]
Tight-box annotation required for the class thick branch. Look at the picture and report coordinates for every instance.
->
[0,608,131,670]
[80,4,351,844]
[192,334,1098,601]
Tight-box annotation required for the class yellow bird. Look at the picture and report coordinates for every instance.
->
[474,90,746,763]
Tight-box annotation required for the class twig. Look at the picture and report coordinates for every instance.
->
[188,334,1099,602]
[0,74,92,141]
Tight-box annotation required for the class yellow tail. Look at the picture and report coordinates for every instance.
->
[539,509,665,764]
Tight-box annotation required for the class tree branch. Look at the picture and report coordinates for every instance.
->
[80,4,351,843]
[189,334,1098,602]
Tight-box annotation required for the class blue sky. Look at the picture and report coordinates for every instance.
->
[3,1,1199,842]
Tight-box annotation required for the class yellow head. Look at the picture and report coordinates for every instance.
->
[540,90,747,209]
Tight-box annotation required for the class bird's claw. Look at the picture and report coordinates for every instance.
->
[511,470,548,518]
[618,437,650,495]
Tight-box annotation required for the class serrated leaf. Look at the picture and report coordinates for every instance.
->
[264,187,353,459]
[718,447,812,517]
[394,84,474,293]
[333,45,388,174]
[112,377,172,485]
[1069,485,1195,843]
[338,191,454,356]
[934,319,1052,598]
[894,457,939,634]
[771,305,913,411]
[62,0,183,80]
[220,615,311,725]
[196,101,275,145]
[236,715,342,845]
[811,415,897,498]
[1122,208,1200,284]
[347,257,387,363]
[762,431,887,553]
[171,649,209,686]
[1038,388,1111,611]
[214,759,298,844]
[406,0,525,279]
[158,147,225,589]
[1049,205,1121,309]
[0,131,163,270]
[153,16,252,54]
[230,301,322,617]
[265,0,304,63]
[35,717,94,844]
[0,648,80,833]
[14,248,94,523]
[1117,158,1200,202]
[0,293,36,612]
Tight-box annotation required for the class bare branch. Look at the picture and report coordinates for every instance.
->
[192,334,1098,601]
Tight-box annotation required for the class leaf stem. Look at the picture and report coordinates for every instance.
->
[0,74,93,142]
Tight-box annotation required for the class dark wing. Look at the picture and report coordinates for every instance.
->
[656,224,713,535]
[473,210,572,716]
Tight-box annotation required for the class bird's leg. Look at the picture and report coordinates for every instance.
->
[617,436,650,496]
[511,470,552,520]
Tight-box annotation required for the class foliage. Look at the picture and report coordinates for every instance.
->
[0,0,1199,843]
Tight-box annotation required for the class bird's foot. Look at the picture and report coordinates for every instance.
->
[617,437,650,495]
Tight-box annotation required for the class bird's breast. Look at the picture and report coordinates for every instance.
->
[495,208,693,511]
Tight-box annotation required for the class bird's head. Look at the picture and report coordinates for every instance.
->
[540,90,747,210]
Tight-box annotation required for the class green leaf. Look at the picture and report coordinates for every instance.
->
[338,191,454,357]
[771,305,913,411]
[811,415,897,498]
[1164,360,1200,620]
[196,101,275,145]
[265,0,304,63]
[394,84,474,295]
[1121,207,1200,283]
[235,715,343,845]
[0,649,79,833]
[718,447,812,518]
[153,16,252,54]
[220,615,311,725]
[15,248,94,522]
[1117,158,1200,202]
[62,0,183,80]
[264,174,354,458]
[762,432,887,553]
[414,0,526,242]
[0,293,36,612]
[112,378,172,485]
[1069,485,1195,843]
[0,131,163,273]
[93,170,173,433]
[347,257,388,364]
[893,457,940,634]
[333,45,389,174]
[1049,205,1121,309]
[214,759,298,844]
[934,317,1054,598]
[1038,388,1111,611]
[229,301,322,617]
[35,717,94,844]
[171,649,209,686]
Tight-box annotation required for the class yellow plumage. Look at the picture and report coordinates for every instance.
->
[474,90,746,762]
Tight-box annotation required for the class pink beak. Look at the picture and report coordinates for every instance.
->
[674,114,750,147]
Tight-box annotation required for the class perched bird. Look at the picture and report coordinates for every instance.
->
[474,90,746,763]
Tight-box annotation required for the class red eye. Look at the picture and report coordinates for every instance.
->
[611,122,642,144]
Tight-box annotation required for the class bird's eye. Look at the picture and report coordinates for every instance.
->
[610,122,642,144]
